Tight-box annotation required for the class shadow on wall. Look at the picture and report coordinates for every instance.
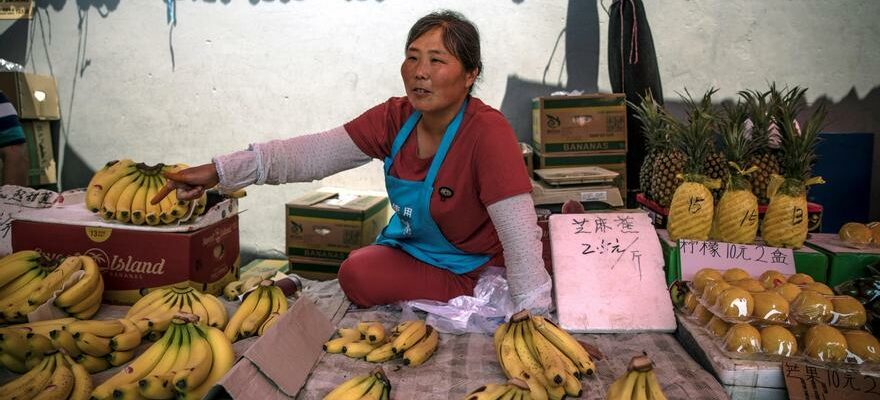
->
[500,0,599,142]
[35,0,120,14]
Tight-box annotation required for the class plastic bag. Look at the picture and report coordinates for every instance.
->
[402,267,515,334]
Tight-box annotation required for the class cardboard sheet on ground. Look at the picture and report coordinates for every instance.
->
[549,212,675,333]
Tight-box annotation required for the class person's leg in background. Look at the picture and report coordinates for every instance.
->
[338,245,486,307]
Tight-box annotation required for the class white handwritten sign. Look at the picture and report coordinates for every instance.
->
[549,212,675,333]
[678,238,796,281]
[783,359,880,400]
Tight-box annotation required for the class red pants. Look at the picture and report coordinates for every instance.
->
[338,245,496,308]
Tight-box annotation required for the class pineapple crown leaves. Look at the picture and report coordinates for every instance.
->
[738,87,775,148]
[719,101,760,170]
[673,87,720,176]
[774,86,827,187]
[627,90,672,152]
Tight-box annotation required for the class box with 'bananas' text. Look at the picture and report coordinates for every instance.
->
[286,189,390,280]
[10,190,239,305]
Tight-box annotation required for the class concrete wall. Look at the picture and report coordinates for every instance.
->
[1,0,878,258]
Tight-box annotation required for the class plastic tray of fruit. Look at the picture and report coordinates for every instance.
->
[684,268,868,330]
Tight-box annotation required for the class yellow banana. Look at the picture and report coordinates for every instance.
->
[50,329,82,357]
[111,381,143,400]
[493,322,508,371]
[32,353,75,400]
[107,349,136,367]
[342,339,378,359]
[327,375,377,400]
[270,285,288,313]
[188,192,208,221]
[71,297,102,320]
[101,170,142,220]
[126,287,173,318]
[322,374,371,400]
[0,351,28,373]
[177,324,234,400]
[74,331,113,357]
[403,325,439,367]
[137,373,176,399]
[632,372,649,400]
[1,353,56,398]
[54,255,103,309]
[224,284,264,341]
[531,315,595,376]
[196,291,229,329]
[222,280,244,301]
[0,266,43,300]
[158,177,177,224]
[645,370,667,400]
[240,287,273,337]
[144,175,162,225]
[137,323,187,399]
[92,325,179,400]
[258,312,281,336]
[63,353,93,400]
[512,322,546,385]
[358,321,386,345]
[64,278,104,316]
[114,173,146,223]
[0,328,29,359]
[359,378,386,400]
[498,322,530,382]
[324,336,359,354]
[85,159,136,212]
[27,332,54,355]
[338,327,362,340]
[130,172,151,226]
[127,289,178,323]
[68,319,125,337]
[110,318,142,352]
[562,369,582,397]
[391,319,426,353]
[185,291,211,327]
[74,353,111,374]
[172,324,215,392]
[464,383,512,400]
[392,320,417,335]
[606,370,639,400]
[365,342,396,363]
[525,319,567,387]
[28,256,83,306]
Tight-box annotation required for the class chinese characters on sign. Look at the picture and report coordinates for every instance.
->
[571,215,643,279]
[783,359,880,400]
[677,237,796,281]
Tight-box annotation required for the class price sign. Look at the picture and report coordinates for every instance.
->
[679,238,795,281]
[783,359,880,400]
[550,212,675,333]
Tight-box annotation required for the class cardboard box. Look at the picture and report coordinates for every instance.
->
[207,294,335,399]
[0,72,60,120]
[22,120,56,186]
[531,94,627,154]
[534,150,627,197]
[0,1,33,20]
[10,191,239,304]
[239,258,289,280]
[520,142,534,178]
[806,233,880,287]
[286,190,390,278]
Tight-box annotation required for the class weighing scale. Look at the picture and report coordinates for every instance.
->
[531,166,624,209]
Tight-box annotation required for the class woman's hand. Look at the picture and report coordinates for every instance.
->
[150,163,219,205]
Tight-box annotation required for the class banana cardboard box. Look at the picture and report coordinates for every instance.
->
[206,294,335,399]
[9,189,239,305]
[531,93,627,155]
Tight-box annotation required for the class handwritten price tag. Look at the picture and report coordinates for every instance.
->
[783,359,880,400]
[678,239,795,281]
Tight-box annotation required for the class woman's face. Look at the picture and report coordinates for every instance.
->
[401,27,477,117]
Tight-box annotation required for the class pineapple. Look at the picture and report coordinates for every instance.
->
[742,87,781,204]
[629,92,669,199]
[712,101,761,244]
[667,89,721,241]
[649,145,685,208]
[761,86,826,249]
[690,90,727,200]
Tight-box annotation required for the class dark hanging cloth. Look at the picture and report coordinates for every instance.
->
[608,0,663,207]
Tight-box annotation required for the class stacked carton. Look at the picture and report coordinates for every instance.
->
[0,72,59,187]
[530,94,628,200]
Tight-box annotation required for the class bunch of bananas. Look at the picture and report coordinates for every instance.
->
[464,378,547,400]
[0,252,104,323]
[495,311,597,399]
[222,271,276,301]
[224,281,287,341]
[605,355,667,400]
[323,319,440,367]
[91,315,234,400]
[0,318,142,375]
[323,366,391,400]
[125,286,228,339]
[0,351,92,400]
[85,159,207,225]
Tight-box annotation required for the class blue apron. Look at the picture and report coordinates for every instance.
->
[375,101,491,274]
